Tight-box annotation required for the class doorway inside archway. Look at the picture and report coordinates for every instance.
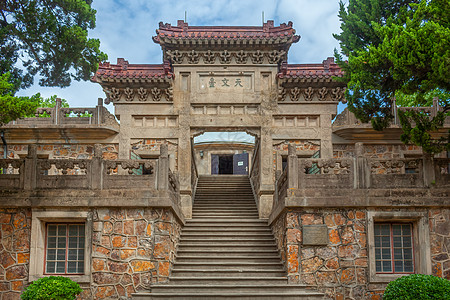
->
[193,131,255,176]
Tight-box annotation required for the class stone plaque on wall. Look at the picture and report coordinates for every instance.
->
[198,72,253,91]
[302,225,328,245]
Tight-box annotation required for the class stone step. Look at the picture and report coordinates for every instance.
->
[192,210,259,214]
[183,224,269,230]
[133,293,324,300]
[170,269,286,277]
[177,244,278,251]
[194,202,255,204]
[173,261,283,271]
[186,219,266,223]
[166,276,288,285]
[195,193,255,196]
[181,233,274,239]
[192,209,258,213]
[195,188,252,191]
[178,239,276,246]
[193,205,257,209]
[175,256,281,263]
[183,226,270,231]
[134,292,323,300]
[150,284,314,293]
[181,232,273,237]
[176,249,279,257]
[191,214,260,218]
[196,186,252,189]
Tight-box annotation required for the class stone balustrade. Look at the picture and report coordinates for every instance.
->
[0,144,177,194]
[6,98,118,127]
[275,143,450,204]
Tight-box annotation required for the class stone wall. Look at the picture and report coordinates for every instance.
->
[272,209,367,299]
[0,207,181,300]
[333,144,422,159]
[0,144,118,160]
[429,208,450,280]
[86,208,181,299]
[271,207,449,299]
[0,208,31,299]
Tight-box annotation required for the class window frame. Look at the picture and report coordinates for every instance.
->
[44,223,86,275]
[29,209,92,283]
[367,211,431,283]
[373,222,415,274]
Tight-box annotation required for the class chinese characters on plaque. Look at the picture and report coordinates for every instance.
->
[208,77,244,88]
[200,74,252,91]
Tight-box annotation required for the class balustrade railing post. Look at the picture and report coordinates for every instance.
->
[355,142,370,189]
[287,144,298,189]
[23,145,37,190]
[157,144,169,190]
[95,98,103,125]
[274,170,282,205]
[54,98,62,125]
[90,144,103,190]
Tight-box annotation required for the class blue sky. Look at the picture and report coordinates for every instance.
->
[17,0,345,114]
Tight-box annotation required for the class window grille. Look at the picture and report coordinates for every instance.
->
[45,224,85,274]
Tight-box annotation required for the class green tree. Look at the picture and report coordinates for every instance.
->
[0,72,39,126]
[334,0,449,153]
[1,0,107,91]
[0,0,107,126]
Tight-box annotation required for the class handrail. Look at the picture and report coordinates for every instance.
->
[249,137,260,176]
[190,139,199,200]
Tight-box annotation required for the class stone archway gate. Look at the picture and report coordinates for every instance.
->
[92,20,346,219]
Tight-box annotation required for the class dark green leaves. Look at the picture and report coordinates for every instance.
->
[1,0,107,90]
[334,0,449,153]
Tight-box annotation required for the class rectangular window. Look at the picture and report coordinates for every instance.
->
[45,224,85,274]
[374,223,414,273]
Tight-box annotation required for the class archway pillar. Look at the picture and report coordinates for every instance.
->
[257,127,275,219]
[178,127,192,219]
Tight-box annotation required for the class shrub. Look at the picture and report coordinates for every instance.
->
[383,274,450,300]
[21,276,82,300]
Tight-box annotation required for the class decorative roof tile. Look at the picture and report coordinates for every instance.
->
[278,57,344,79]
[153,20,300,44]
[93,58,174,81]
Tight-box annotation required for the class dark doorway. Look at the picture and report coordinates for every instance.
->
[211,153,249,175]
[218,155,233,174]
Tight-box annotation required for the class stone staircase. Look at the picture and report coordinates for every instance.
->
[133,175,323,299]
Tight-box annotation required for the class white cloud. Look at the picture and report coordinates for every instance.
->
[17,0,343,112]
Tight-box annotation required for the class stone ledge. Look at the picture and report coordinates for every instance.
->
[0,189,185,225]
[269,188,450,225]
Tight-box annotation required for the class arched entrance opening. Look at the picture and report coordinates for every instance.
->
[192,131,256,176]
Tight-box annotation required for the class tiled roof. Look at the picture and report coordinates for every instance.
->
[278,58,344,79]
[153,20,300,44]
[93,59,173,81]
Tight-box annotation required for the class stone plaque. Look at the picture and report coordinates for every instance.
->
[302,225,328,245]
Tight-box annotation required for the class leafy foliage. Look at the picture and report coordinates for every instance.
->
[21,276,83,300]
[383,274,450,300]
[0,72,39,126]
[1,0,107,91]
[334,0,449,153]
